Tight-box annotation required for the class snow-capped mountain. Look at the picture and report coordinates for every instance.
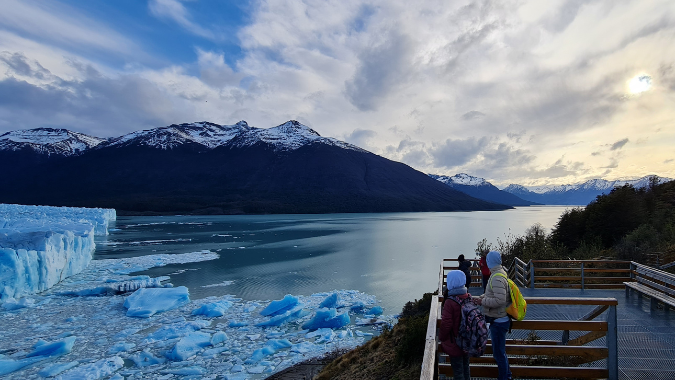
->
[0,121,507,214]
[0,128,105,156]
[503,175,673,205]
[429,173,538,206]
[2,120,366,155]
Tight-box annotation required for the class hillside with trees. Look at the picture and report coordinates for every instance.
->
[478,178,675,266]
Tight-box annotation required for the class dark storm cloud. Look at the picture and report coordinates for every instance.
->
[0,52,51,79]
[0,60,190,136]
[610,138,629,150]
[344,30,413,111]
[431,136,490,168]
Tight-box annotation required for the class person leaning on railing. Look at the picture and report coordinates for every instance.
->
[473,251,512,380]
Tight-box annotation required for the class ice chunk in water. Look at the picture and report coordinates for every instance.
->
[301,308,350,331]
[130,350,166,367]
[368,306,383,315]
[319,292,339,308]
[108,342,135,354]
[211,331,228,345]
[259,294,299,316]
[27,336,76,358]
[124,286,190,318]
[256,307,309,327]
[38,361,79,377]
[161,366,205,376]
[191,300,233,317]
[53,356,123,380]
[2,297,35,310]
[167,332,213,361]
[0,357,46,376]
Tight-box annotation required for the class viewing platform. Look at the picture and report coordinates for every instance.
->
[421,259,675,380]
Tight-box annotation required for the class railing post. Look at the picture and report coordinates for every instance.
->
[630,262,635,280]
[581,262,585,290]
[530,261,535,289]
[607,304,618,380]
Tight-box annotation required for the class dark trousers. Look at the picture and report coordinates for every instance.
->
[449,354,470,380]
[482,274,490,293]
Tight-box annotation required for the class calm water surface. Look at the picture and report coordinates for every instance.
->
[95,207,570,315]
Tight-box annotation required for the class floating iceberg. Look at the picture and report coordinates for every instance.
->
[319,292,339,308]
[192,300,233,317]
[124,286,190,318]
[302,308,350,331]
[38,361,79,377]
[53,356,123,380]
[167,332,213,361]
[27,336,76,358]
[259,294,299,317]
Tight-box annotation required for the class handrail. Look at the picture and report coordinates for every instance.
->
[527,260,631,289]
[420,295,439,380]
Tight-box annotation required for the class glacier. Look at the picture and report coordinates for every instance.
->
[0,204,116,301]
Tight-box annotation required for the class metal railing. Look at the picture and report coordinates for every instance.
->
[512,259,632,290]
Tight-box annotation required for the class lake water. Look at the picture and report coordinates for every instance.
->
[95,206,570,315]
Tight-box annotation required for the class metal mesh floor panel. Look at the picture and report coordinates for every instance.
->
[519,288,675,380]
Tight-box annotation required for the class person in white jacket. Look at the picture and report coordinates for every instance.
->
[473,251,512,380]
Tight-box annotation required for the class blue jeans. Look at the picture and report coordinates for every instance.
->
[490,320,512,380]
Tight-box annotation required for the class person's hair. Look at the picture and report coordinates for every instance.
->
[458,254,465,262]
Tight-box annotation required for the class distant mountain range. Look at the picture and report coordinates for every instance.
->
[502,176,672,205]
[0,121,509,214]
[428,173,672,206]
[429,173,539,206]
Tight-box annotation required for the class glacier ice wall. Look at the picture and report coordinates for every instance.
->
[0,204,116,300]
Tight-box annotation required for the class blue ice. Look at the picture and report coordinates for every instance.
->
[211,331,228,345]
[245,339,291,364]
[368,306,383,315]
[130,350,166,367]
[301,308,350,331]
[191,300,233,317]
[161,366,205,376]
[256,307,310,327]
[259,294,300,317]
[167,332,213,361]
[124,286,190,318]
[108,342,135,354]
[38,361,79,377]
[0,357,46,376]
[319,292,339,308]
[27,336,76,358]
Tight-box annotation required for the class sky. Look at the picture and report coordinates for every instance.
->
[0,0,673,187]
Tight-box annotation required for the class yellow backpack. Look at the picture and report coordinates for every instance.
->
[490,272,527,321]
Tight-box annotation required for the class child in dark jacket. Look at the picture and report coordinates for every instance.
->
[458,254,472,288]
[439,270,471,380]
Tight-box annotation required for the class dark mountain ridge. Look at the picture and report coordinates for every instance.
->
[0,121,509,214]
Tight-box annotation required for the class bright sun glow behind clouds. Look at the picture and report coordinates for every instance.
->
[629,74,653,94]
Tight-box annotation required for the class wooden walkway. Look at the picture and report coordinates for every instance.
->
[422,259,675,380]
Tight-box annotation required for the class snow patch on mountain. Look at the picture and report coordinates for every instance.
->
[430,173,489,187]
[102,121,251,150]
[0,128,105,156]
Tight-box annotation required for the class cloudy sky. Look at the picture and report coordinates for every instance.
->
[0,0,673,186]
